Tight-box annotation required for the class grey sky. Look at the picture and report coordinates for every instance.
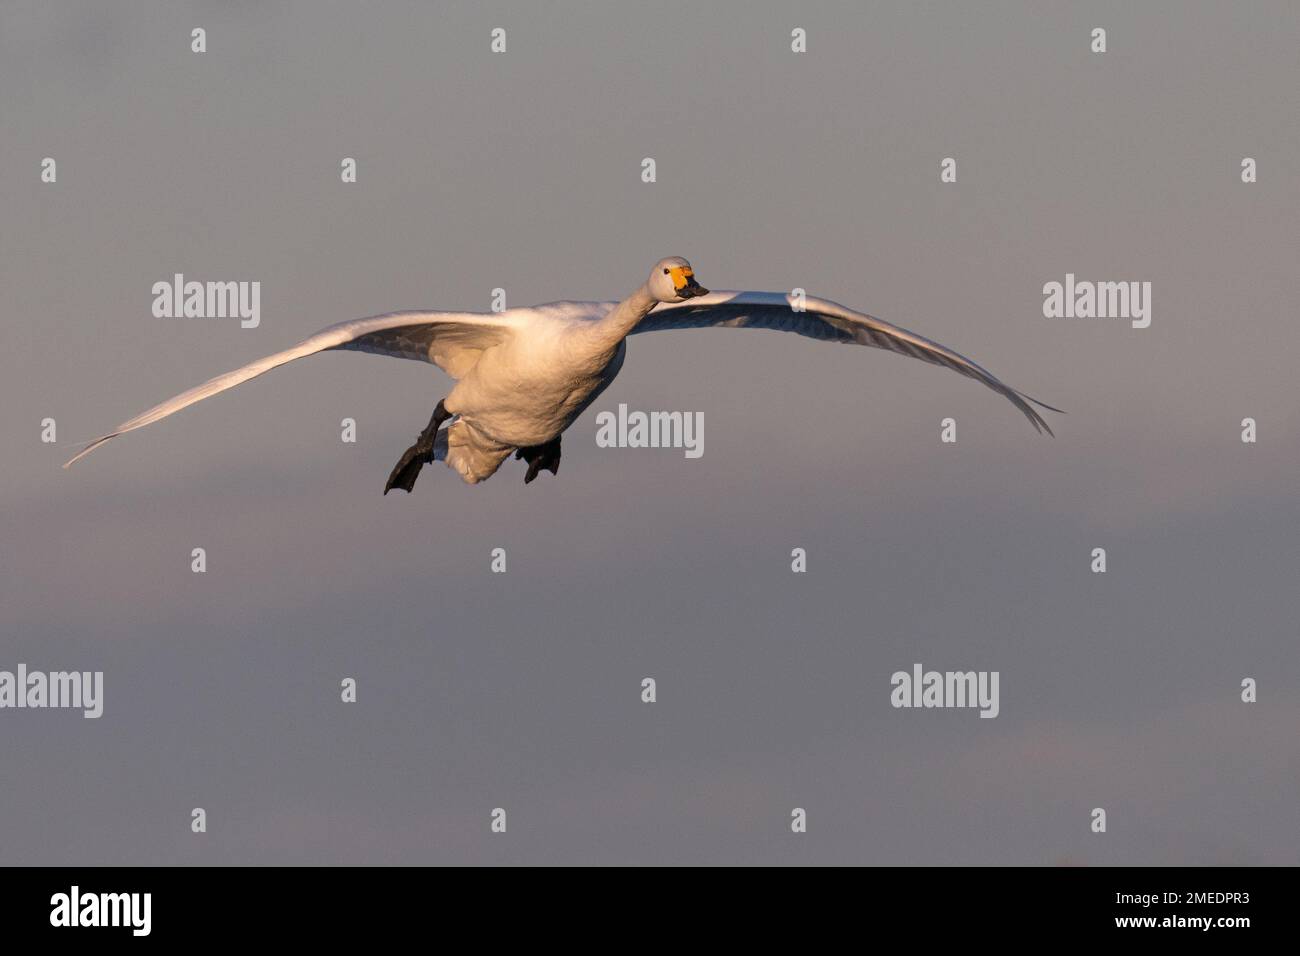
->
[2,1,1297,864]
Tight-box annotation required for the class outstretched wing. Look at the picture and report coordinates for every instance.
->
[633,291,1061,434]
[63,310,521,468]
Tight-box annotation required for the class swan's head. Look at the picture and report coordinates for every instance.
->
[648,256,708,302]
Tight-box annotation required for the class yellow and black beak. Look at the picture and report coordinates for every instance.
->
[670,266,709,298]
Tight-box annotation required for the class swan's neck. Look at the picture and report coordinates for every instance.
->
[587,283,657,352]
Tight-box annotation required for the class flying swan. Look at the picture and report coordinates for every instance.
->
[64,257,1060,490]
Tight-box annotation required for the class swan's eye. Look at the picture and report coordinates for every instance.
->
[663,269,670,275]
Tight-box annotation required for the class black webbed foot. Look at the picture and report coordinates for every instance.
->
[515,436,561,485]
[383,399,450,495]
[384,442,433,494]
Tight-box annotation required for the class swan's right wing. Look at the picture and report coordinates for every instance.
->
[63,310,521,468]
[329,310,520,379]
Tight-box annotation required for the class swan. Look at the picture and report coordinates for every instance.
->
[63,256,1059,490]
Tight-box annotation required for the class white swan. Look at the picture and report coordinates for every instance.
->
[64,256,1059,489]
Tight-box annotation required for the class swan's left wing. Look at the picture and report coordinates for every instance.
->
[633,291,1060,434]
[63,310,522,467]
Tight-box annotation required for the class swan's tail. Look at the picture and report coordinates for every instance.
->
[439,418,512,485]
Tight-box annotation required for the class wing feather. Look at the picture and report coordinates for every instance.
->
[63,310,518,467]
[634,292,1060,434]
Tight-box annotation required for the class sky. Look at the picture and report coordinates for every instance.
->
[2,1,1297,865]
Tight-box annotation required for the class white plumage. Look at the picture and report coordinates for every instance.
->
[65,257,1058,488]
